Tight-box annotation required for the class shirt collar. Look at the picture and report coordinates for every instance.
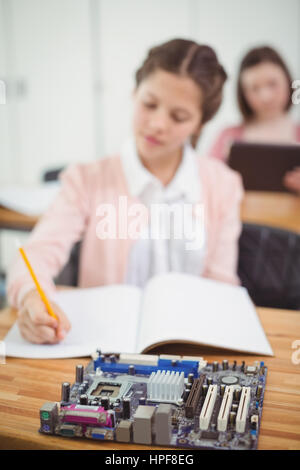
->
[120,137,201,202]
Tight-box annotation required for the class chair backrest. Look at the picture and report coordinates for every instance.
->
[238,223,300,310]
[54,241,81,287]
[42,167,65,182]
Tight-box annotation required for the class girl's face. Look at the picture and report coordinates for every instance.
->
[241,62,290,121]
[132,69,202,162]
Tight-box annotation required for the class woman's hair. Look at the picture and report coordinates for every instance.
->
[135,38,227,148]
[237,46,293,121]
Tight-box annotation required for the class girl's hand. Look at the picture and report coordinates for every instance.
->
[283,167,300,194]
[17,289,71,344]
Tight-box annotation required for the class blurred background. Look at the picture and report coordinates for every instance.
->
[0,0,299,304]
[1,0,299,184]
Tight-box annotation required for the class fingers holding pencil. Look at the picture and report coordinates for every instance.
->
[15,239,71,344]
[18,290,71,344]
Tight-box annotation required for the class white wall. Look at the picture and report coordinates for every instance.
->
[0,0,96,185]
[192,0,300,154]
[95,0,192,155]
[0,0,12,184]
[0,0,299,185]
[95,0,300,156]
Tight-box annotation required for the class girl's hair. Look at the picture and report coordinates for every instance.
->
[135,38,227,148]
[237,46,293,121]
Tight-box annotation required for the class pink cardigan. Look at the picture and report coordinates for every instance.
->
[209,124,300,162]
[7,154,244,308]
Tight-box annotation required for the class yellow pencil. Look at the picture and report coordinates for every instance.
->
[17,242,59,322]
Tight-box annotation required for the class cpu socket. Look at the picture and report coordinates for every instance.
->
[87,378,132,403]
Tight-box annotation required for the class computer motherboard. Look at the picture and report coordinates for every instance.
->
[39,352,267,450]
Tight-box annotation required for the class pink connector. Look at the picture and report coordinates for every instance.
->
[61,404,112,427]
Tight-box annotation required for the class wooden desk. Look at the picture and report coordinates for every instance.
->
[241,191,300,234]
[0,206,38,232]
[1,191,299,234]
[0,306,299,450]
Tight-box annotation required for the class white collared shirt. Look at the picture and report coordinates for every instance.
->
[120,137,206,287]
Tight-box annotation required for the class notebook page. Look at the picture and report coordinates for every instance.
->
[137,272,273,356]
[4,285,141,358]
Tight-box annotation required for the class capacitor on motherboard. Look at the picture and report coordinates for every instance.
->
[232,360,237,371]
[259,362,265,375]
[207,377,213,386]
[220,384,226,396]
[229,411,236,425]
[213,361,219,372]
[234,387,241,401]
[202,384,208,396]
[122,397,131,419]
[75,364,84,384]
[250,414,259,430]
[128,365,135,375]
[241,361,245,372]
[183,388,190,401]
[83,380,89,391]
[80,394,88,405]
[188,373,194,384]
[61,382,70,402]
[231,403,238,412]
[108,410,115,427]
[256,385,263,399]
[110,354,116,363]
[112,403,122,420]
[101,396,110,410]
[139,397,146,405]
[222,360,229,370]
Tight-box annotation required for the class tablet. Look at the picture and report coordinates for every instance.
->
[228,141,300,192]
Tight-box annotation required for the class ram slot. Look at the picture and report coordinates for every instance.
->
[185,375,206,418]
[118,353,158,366]
[217,385,234,432]
[199,385,218,430]
[236,387,251,433]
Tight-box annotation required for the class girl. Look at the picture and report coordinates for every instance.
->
[208,46,300,193]
[7,38,244,344]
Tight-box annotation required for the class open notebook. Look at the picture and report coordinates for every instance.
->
[4,272,274,358]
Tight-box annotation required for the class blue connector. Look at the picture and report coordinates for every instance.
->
[93,356,199,378]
